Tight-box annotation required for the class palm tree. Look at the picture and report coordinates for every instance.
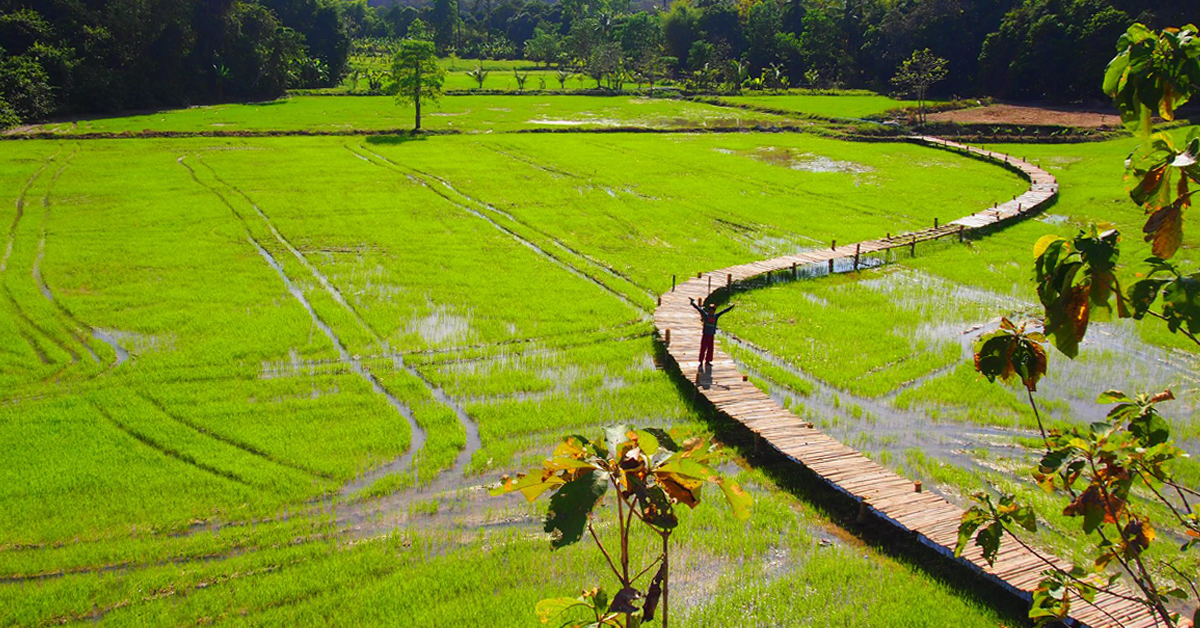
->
[467,63,489,89]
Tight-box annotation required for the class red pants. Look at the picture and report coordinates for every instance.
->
[699,333,715,363]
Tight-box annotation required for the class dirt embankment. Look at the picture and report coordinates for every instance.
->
[926,103,1122,128]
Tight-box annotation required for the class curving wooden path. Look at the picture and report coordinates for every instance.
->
[654,136,1158,628]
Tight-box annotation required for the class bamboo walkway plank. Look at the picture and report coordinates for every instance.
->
[653,136,1161,628]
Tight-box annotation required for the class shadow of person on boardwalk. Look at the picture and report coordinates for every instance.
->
[696,362,713,389]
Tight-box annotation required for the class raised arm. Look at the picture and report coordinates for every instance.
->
[715,305,735,318]
[689,298,706,315]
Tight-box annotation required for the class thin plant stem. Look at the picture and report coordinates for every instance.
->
[630,552,664,584]
[1161,561,1200,601]
[1134,468,1194,529]
[1003,527,1145,606]
[1026,388,1049,448]
[615,489,629,584]
[1145,309,1200,347]
[588,520,623,583]
[1088,458,1175,626]
[1166,480,1200,504]
[662,531,670,628]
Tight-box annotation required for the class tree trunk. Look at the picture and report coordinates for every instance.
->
[414,61,422,131]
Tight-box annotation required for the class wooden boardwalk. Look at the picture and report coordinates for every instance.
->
[654,136,1158,628]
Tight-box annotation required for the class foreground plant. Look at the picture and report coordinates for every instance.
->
[958,22,1200,627]
[493,425,751,627]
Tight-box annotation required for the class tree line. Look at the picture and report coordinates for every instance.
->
[0,0,1192,127]
[366,0,1188,99]
[0,0,353,127]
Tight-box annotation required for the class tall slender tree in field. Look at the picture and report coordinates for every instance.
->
[392,39,445,131]
[891,48,948,126]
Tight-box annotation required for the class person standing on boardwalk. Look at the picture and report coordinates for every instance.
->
[690,297,734,365]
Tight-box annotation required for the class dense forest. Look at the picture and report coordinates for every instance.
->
[0,0,1191,126]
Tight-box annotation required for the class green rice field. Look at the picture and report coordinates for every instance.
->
[722,131,1200,575]
[1,93,1193,626]
[14,95,804,136]
[720,92,932,119]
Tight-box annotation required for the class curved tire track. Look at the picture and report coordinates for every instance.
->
[348,143,653,317]
[178,156,427,484]
[189,155,478,489]
[31,148,108,367]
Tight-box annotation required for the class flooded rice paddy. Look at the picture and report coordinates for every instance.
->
[0,130,1184,626]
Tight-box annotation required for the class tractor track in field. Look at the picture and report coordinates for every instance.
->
[192,156,483,490]
[179,154,427,481]
[90,400,257,489]
[137,390,338,482]
[482,143,586,180]
[30,147,108,367]
[194,157,382,343]
[347,143,653,318]
[2,150,83,366]
[410,160,659,305]
[2,151,57,273]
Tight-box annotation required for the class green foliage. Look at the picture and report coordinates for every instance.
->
[1127,257,1200,336]
[956,491,1037,566]
[495,426,750,626]
[1104,24,1200,135]
[973,318,1048,391]
[961,22,1200,627]
[392,39,445,130]
[525,28,563,68]
[1032,227,1121,358]
[467,63,490,88]
[0,93,19,129]
[0,51,53,122]
[536,588,627,628]
[890,49,948,126]
[513,68,530,91]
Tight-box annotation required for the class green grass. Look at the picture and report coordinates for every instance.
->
[1,124,1174,626]
[719,131,1200,587]
[719,92,932,119]
[18,95,802,135]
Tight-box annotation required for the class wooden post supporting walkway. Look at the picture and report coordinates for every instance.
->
[654,137,1158,628]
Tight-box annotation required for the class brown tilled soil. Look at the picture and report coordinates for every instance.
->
[926,103,1122,127]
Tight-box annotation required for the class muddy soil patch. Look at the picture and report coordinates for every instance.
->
[926,103,1121,128]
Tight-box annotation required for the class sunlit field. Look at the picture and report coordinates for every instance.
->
[0,118,1044,625]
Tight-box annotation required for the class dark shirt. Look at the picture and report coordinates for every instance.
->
[692,302,734,335]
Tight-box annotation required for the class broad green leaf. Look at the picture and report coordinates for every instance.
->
[638,485,678,530]
[713,477,752,521]
[537,596,587,625]
[545,457,600,473]
[1096,390,1133,404]
[1129,412,1170,446]
[973,319,1048,389]
[493,472,566,501]
[631,429,659,456]
[545,470,608,549]
[956,507,989,558]
[1003,502,1037,533]
[605,424,629,458]
[1033,234,1065,259]
[643,427,679,452]
[976,521,1003,566]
